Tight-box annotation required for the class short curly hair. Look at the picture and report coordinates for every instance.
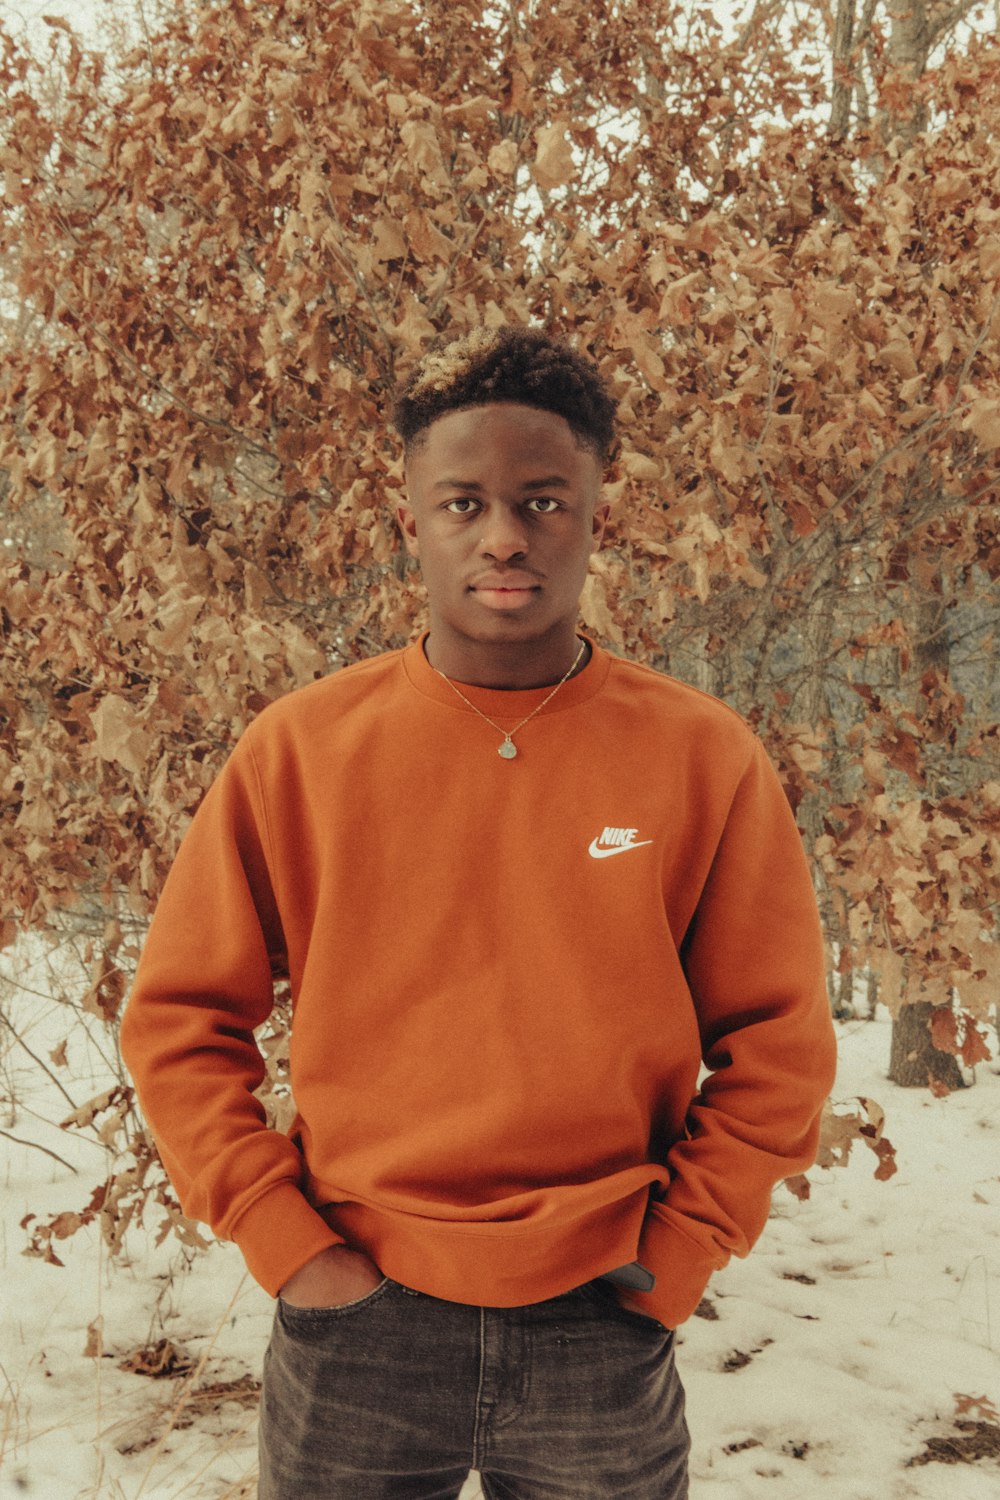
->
[392,326,617,464]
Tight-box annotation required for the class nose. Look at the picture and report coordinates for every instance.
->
[479,506,528,561]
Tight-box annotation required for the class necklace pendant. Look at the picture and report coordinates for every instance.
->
[498,738,518,760]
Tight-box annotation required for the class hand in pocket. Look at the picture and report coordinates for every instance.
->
[278,1245,384,1308]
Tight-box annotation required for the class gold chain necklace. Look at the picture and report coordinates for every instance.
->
[432,639,586,759]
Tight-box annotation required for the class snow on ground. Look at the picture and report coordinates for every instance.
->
[1,953,998,1499]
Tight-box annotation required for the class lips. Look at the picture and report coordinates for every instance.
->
[470,573,541,591]
[473,587,539,611]
[469,574,541,611]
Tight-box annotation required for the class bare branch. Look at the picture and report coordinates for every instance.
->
[0,1127,79,1174]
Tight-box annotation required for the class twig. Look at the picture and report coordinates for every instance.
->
[0,1126,79,1173]
[135,0,156,78]
[0,1011,86,1118]
[4,1100,108,1152]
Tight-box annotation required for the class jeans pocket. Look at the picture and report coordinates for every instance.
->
[586,1276,671,1335]
[617,1303,672,1334]
[278,1276,393,1327]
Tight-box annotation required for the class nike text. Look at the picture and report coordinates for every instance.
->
[588,827,654,859]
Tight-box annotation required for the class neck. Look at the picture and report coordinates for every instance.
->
[424,627,587,690]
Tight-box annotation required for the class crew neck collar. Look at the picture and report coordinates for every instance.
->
[402,631,610,718]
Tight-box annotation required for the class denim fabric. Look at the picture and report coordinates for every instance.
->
[258,1277,689,1499]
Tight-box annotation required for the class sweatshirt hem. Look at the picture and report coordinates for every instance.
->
[321,1186,655,1308]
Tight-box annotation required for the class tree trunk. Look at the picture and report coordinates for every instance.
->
[888,1001,964,1089]
[866,967,879,1020]
[836,958,855,1018]
[829,0,856,140]
[888,597,953,1076]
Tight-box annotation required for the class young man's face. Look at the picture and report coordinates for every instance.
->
[397,403,609,679]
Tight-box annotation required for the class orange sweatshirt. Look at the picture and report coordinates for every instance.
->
[120,636,838,1329]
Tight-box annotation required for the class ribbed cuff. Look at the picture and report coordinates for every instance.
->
[229,1182,344,1296]
[618,1201,728,1329]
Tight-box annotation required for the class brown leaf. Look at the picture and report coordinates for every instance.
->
[964,399,1000,450]
[84,1315,104,1359]
[50,1211,85,1240]
[960,1019,992,1069]
[488,140,518,176]
[533,121,574,190]
[118,1338,194,1378]
[61,1086,122,1131]
[873,1143,898,1181]
[400,119,446,186]
[82,954,126,1024]
[90,695,152,776]
[929,1006,960,1055]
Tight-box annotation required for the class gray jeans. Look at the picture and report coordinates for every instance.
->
[258,1276,689,1499]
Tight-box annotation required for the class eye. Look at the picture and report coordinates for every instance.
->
[444,497,480,514]
[526,496,562,513]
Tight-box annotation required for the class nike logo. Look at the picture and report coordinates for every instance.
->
[588,827,654,859]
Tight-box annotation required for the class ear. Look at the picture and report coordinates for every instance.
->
[396,500,420,558]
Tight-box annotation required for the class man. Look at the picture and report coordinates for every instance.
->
[121,326,838,1499]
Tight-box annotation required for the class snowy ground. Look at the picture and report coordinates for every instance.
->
[2,961,998,1499]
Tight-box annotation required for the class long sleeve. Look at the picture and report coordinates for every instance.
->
[626,739,838,1329]
[119,737,341,1294]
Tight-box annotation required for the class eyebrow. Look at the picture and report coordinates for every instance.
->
[430,475,572,492]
